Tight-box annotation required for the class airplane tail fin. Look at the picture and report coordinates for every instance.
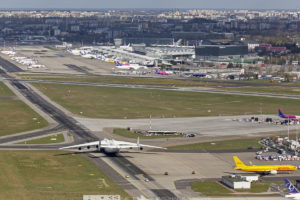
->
[278,109,285,118]
[233,156,246,169]
[284,179,300,193]
[115,61,122,66]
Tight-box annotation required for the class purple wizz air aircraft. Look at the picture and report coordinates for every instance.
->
[278,109,300,121]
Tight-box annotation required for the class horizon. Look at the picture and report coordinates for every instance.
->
[1,0,300,10]
[0,8,300,11]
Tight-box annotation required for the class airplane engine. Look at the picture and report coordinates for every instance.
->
[87,146,90,149]
[140,147,143,150]
[270,170,277,175]
[78,147,82,150]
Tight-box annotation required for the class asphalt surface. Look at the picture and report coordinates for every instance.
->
[0,57,177,200]
[151,189,179,200]
[0,56,24,72]
[109,155,155,181]
[152,148,262,153]
[64,64,93,75]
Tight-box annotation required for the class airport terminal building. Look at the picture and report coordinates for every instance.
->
[195,45,249,60]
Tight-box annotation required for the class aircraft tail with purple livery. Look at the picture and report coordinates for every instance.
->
[283,179,300,199]
[278,109,300,120]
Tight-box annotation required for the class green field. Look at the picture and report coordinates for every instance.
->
[168,138,262,151]
[113,128,181,139]
[0,99,48,136]
[0,151,129,200]
[31,82,300,119]
[0,82,48,136]
[0,82,15,96]
[18,134,65,144]
[191,181,233,196]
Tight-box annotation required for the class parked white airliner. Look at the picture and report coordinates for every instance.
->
[59,138,166,154]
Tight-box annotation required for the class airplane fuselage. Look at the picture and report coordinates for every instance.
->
[278,109,300,120]
[285,194,300,199]
[100,147,120,154]
[60,138,166,154]
[236,165,297,173]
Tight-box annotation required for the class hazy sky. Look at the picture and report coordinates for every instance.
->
[2,0,300,9]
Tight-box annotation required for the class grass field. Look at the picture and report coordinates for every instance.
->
[191,181,233,196]
[0,82,15,96]
[113,128,181,139]
[32,82,300,119]
[0,82,48,136]
[0,151,129,200]
[17,134,65,144]
[0,99,48,136]
[168,138,262,150]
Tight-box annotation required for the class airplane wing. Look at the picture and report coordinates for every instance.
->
[59,141,100,150]
[139,143,167,149]
[114,139,167,150]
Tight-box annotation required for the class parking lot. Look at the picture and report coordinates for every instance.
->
[256,136,300,161]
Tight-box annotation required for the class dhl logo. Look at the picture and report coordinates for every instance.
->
[278,167,291,170]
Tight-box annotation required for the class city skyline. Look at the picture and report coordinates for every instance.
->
[2,0,300,10]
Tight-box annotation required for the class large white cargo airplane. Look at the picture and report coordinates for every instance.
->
[59,138,166,154]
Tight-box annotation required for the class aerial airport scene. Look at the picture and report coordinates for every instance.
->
[4,1,300,200]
